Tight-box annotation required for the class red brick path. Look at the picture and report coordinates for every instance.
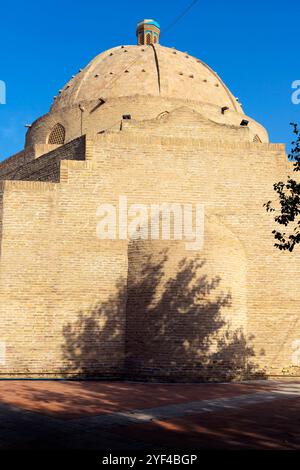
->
[0,380,272,419]
[0,380,299,450]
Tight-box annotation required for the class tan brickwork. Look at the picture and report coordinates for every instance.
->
[0,40,298,380]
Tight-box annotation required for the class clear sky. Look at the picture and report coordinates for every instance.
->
[0,0,299,160]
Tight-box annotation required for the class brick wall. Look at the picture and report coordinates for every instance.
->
[120,107,251,142]
[1,137,86,182]
[25,95,268,149]
[0,148,34,180]
[0,127,298,380]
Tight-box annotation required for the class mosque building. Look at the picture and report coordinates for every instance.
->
[0,20,298,380]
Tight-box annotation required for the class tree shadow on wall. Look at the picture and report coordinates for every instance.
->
[125,247,265,382]
[61,248,266,381]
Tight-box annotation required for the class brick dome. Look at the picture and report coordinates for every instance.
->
[51,45,242,113]
[25,42,268,147]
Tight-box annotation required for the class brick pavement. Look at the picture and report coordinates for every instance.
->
[0,380,298,450]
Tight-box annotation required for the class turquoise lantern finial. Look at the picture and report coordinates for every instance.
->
[136,19,161,45]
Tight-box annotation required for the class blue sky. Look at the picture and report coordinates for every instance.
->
[0,0,299,160]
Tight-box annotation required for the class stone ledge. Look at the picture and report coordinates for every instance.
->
[0,180,57,192]
[96,132,285,152]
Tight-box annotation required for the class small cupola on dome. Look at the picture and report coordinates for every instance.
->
[136,19,160,45]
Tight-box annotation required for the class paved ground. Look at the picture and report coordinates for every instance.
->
[0,380,299,450]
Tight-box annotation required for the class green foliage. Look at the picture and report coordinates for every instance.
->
[264,123,300,251]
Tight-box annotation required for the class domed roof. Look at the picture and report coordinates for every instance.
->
[136,19,160,29]
[51,44,242,113]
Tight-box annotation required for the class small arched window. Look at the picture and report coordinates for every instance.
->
[146,33,151,45]
[48,123,65,145]
[157,111,169,120]
[253,134,262,143]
